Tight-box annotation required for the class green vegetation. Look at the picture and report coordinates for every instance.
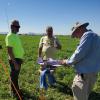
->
[0,34,100,100]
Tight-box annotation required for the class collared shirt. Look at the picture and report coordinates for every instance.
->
[39,36,61,60]
[5,32,24,59]
[66,30,100,73]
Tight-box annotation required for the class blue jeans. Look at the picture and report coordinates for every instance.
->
[40,68,56,90]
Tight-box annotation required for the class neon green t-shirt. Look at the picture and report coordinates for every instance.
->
[5,33,24,59]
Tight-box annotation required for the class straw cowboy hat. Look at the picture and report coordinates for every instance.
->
[71,22,89,36]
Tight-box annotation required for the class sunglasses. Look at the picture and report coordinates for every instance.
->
[47,30,53,32]
[12,25,20,28]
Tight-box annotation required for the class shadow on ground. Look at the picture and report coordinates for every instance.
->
[55,82,100,100]
[56,81,73,96]
[89,91,100,100]
[20,89,39,100]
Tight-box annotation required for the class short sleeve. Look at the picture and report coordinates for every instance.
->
[39,37,43,48]
[5,36,13,47]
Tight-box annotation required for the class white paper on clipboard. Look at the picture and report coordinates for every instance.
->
[47,58,62,67]
[37,57,61,66]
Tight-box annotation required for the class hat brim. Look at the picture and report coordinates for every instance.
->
[71,22,89,36]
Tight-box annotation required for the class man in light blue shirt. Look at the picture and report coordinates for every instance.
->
[60,22,100,100]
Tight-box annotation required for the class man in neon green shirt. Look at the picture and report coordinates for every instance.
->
[5,20,24,99]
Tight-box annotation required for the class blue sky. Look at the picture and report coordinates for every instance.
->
[0,0,100,35]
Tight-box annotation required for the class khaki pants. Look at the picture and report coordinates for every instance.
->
[72,73,97,100]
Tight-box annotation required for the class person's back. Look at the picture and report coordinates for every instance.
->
[60,22,100,100]
[75,31,100,73]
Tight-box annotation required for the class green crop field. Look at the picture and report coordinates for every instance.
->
[0,34,100,100]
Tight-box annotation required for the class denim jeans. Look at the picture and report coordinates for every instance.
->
[40,67,56,90]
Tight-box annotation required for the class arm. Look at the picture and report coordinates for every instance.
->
[7,47,15,61]
[67,33,93,65]
[7,47,19,70]
[38,37,43,57]
[5,36,19,70]
[60,33,94,65]
[38,46,43,57]
[54,38,62,50]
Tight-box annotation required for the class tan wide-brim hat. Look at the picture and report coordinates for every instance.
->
[71,22,89,36]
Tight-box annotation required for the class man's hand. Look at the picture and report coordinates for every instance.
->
[40,65,46,71]
[7,47,20,70]
[59,59,70,67]
[59,59,67,65]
